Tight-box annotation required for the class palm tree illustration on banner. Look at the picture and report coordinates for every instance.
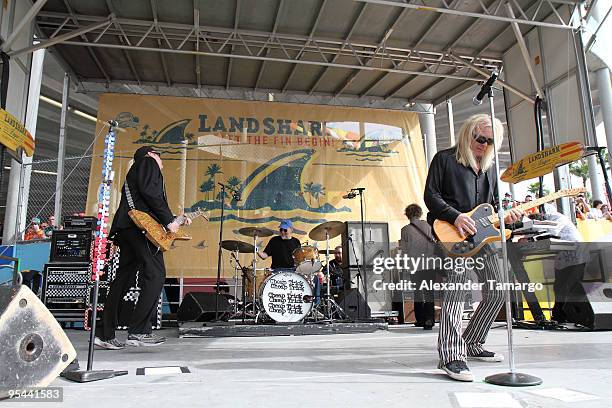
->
[205,164,223,198]
[303,181,315,206]
[310,183,326,207]
[227,176,242,192]
[199,178,214,201]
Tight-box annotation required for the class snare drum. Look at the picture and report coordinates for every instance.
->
[292,245,322,275]
[244,268,272,298]
[259,271,313,323]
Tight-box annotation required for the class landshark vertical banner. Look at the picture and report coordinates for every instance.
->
[88,94,427,278]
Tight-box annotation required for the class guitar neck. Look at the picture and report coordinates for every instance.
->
[487,189,583,224]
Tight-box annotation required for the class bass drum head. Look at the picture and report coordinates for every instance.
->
[260,272,313,323]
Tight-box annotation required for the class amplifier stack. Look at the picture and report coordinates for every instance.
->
[41,221,95,322]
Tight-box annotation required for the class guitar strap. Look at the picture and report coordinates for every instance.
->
[124,182,136,211]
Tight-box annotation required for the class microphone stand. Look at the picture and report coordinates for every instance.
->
[213,184,226,323]
[62,122,127,382]
[352,188,368,304]
[483,84,542,387]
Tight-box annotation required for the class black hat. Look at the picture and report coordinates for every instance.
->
[134,146,160,161]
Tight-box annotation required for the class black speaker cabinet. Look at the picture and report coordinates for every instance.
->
[337,289,371,321]
[563,282,612,330]
[178,292,231,322]
[0,285,77,398]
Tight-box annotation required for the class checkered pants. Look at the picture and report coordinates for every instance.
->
[438,245,505,366]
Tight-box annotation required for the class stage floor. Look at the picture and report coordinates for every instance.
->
[47,324,611,408]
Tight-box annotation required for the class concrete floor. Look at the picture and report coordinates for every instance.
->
[38,324,612,407]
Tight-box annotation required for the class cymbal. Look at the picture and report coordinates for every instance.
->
[238,226,275,237]
[309,221,344,241]
[221,240,255,253]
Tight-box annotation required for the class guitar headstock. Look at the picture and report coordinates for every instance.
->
[192,208,210,221]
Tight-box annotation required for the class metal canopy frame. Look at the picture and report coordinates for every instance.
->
[20,0,585,107]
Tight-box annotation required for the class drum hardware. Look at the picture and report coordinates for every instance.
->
[309,221,348,322]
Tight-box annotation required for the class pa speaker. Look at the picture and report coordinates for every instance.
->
[563,282,612,330]
[0,285,77,398]
[178,292,231,322]
[337,289,371,321]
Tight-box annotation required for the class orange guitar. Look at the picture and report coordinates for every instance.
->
[128,208,208,251]
[433,188,585,257]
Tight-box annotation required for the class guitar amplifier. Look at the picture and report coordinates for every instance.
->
[50,229,93,263]
[63,216,97,231]
[42,263,91,321]
[341,222,390,268]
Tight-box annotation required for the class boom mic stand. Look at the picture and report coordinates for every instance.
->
[481,82,542,386]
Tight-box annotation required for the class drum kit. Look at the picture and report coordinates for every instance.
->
[220,221,348,324]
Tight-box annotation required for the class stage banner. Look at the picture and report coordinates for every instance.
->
[87,94,426,278]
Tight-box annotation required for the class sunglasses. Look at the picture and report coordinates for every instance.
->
[280,228,289,232]
[473,134,494,145]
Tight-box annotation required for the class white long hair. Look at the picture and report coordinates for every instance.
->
[454,113,504,172]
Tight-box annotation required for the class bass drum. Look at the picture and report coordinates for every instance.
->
[259,272,313,323]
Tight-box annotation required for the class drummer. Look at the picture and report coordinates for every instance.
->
[257,219,301,271]
[257,219,322,305]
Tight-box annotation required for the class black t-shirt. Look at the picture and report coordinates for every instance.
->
[263,236,301,269]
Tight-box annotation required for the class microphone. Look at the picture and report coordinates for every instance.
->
[107,120,118,127]
[343,192,357,199]
[473,71,498,105]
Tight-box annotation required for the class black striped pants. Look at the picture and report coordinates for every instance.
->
[438,245,505,366]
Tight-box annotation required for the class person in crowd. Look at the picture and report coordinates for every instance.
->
[588,200,604,219]
[574,194,590,220]
[600,204,612,221]
[24,217,45,240]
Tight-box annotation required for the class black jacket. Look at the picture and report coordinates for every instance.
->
[424,147,497,226]
[110,156,175,237]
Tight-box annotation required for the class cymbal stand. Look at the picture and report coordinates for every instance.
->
[323,229,348,321]
[251,232,259,317]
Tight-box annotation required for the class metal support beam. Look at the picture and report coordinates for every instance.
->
[9,18,112,57]
[506,2,543,97]
[226,0,241,90]
[254,0,284,90]
[448,52,535,104]
[351,0,576,29]
[308,3,368,95]
[282,0,327,92]
[334,6,409,97]
[54,73,70,225]
[1,0,48,52]
[60,40,484,83]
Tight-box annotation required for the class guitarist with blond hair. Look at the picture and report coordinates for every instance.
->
[424,114,522,382]
[96,146,190,349]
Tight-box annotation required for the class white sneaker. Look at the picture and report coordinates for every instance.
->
[94,337,125,350]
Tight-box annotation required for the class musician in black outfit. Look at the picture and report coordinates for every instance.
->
[424,114,522,381]
[257,219,300,270]
[96,146,189,349]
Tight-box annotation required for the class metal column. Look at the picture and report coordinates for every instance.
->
[446,98,455,146]
[596,68,612,178]
[53,73,70,225]
[419,105,437,166]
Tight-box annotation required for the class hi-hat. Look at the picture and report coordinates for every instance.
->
[221,240,255,253]
[309,221,344,241]
[238,226,275,237]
